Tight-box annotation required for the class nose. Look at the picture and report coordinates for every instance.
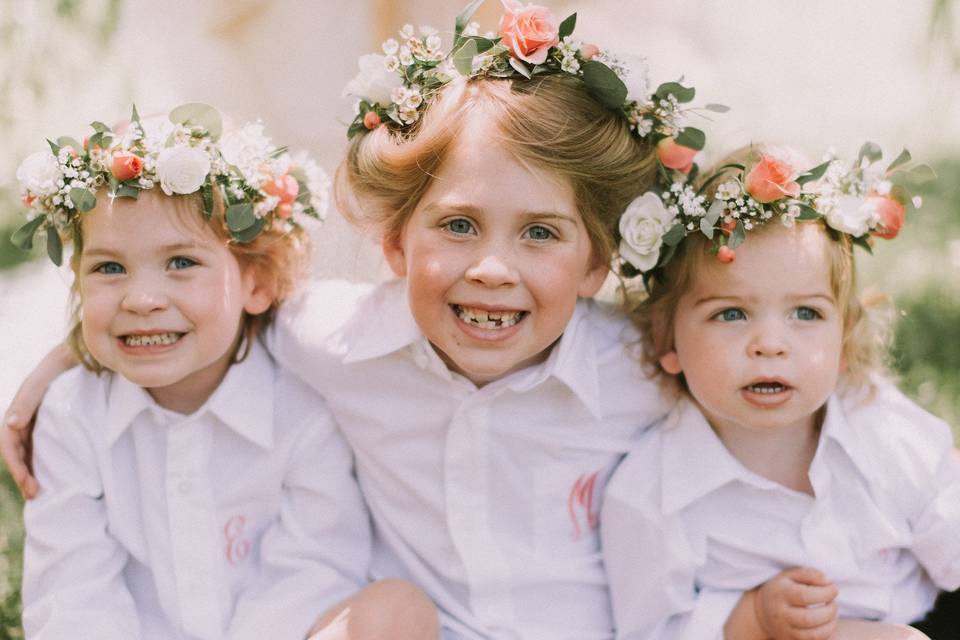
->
[747,320,788,358]
[465,251,519,288]
[121,277,169,315]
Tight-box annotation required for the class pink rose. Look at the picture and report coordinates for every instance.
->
[656,138,698,174]
[745,154,800,203]
[111,153,143,182]
[363,111,381,130]
[498,0,559,65]
[869,195,905,239]
[262,173,300,205]
[580,43,600,60]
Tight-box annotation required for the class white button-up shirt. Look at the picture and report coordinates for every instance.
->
[270,279,670,640]
[602,385,960,640]
[23,342,370,640]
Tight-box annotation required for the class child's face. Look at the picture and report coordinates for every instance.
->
[78,191,270,412]
[659,223,844,436]
[384,110,608,386]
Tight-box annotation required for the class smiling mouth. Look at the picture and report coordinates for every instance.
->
[122,332,184,347]
[452,304,527,329]
[745,381,789,394]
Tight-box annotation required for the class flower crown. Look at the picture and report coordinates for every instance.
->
[343,0,725,169]
[13,103,330,265]
[617,143,936,282]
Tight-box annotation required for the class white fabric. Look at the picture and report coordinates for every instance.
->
[602,383,960,640]
[23,341,370,640]
[269,279,670,640]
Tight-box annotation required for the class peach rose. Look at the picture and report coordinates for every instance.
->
[656,138,698,174]
[262,174,300,205]
[745,154,800,203]
[498,0,559,65]
[580,43,600,60]
[869,195,905,239]
[111,153,144,182]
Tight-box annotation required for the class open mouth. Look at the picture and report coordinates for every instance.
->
[745,381,789,395]
[451,304,527,330]
[121,332,184,347]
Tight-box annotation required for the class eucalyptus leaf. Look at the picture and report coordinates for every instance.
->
[226,203,256,232]
[455,0,486,40]
[47,229,63,266]
[69,188,97,212]
[453,38,479,76]
[700,216,715,239]
[886,148,912,173]
[906,163,937,184]
[729,220,746,249]
[857,141,882,165]
[558,13,577,39]
[663,222,686,247]
[201,180,214,216]
[90,120,111,133]
[795,160,832,186]
[656,242,677,268]
[509,57,532,79]
[655,81,696,103]
[704,199,724,225]
[796,203,820,220]
[704,103,730,113]
[170,103,223,142]
[580,60,627,109]
[46,138,61,156]
[56,136,83,153]
[852,234,873,254]
[10,215,47,251]
[115,184,140,199]
[131,104,142,124]
[231,217,265,243]
[674,127,705,151]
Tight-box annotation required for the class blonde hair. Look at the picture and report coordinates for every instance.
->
[630,146,893,394]
[67,188,311,372]
[336,73,658,262]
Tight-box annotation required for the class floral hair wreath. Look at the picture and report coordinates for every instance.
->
[616,142,937,286]
[13,103,330,265]
[342,0,726,171]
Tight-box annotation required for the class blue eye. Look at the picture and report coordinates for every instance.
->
[169,256,197,270]
[95,261,125,275]
[794,306,822,321]
[525,225,555,241]
[714,308,746,322]
[444,218,475,235]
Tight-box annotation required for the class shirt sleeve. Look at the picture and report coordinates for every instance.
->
[225,406,371,640]
[22,385,140,639]
[601,459,738,640]
[911,441,960,590]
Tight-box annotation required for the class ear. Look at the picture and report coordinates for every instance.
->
[577,260,609,298]
[241,266,274,315]
[659,349,683,375]
[382,232,407,278]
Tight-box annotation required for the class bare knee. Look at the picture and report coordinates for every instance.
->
[310,579,439,640]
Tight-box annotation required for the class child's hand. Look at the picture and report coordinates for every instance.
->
[753,567,838,640]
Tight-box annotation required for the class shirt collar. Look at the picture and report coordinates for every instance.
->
[816,392,876,482]
[105,340,275,449]
[342,278,423,364]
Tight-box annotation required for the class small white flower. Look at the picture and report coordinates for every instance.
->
[634,117,653,137]
[399,108,420,124]
[561,56,580,74]
[875,180,892,196]
[618,192,676,272]
[16,151,64,197]
[156,145,210,195]
[399,47,414,66]
[912,195,923,209]
[419,25,438,37]
[462,21,480,37]
[399,24,415,39]
[384,55,400,72]
[343,54,405,105]
[824,195,876,236]
[382,38,399,55]
[425,34,442,53]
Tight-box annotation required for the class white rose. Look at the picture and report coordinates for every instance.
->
[618,192,676,272]
[342,54,404,106]
[156,146,210,195]
[16,151,63,197]
[824,195,877,237]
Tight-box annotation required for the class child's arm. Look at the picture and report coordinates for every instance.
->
[1,342,76,499]
[225,401,372,640]
[22,382,139,638]
[724,567,838,640]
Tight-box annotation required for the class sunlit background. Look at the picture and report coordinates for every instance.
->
[1,0,958,633]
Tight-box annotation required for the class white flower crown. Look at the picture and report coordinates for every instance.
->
[342,0,725,168]
[13,103,330,265]
[617,143,936,282]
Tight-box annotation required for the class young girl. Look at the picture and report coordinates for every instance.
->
[602,145,958,639]
[14,105,437,639]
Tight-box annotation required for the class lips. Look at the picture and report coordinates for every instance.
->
[741,378,793,407]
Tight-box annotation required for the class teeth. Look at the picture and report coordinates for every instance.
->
[124,333,182,347]
[453,305,524,329]
[749,382,786,394]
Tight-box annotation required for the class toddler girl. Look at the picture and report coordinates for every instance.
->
[602,145,958,639]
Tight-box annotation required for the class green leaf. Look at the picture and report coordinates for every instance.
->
[886,148,912,173]
[453,38,479,76]
[674,127,705,151]
[69,188,97,212]
[47,228,63,266]
[169,102,223,141]
[56,136,83,153]
[796,203,820,220]
[88,131,112,150]
[558,13,577,39]
[580,60,627,109]
[90,120,111,133]
[655,242,677,268]
[795,160,832,186]
[655,81,696,103]
[857,141,882,165]
[704,103,730,113]
[10,215,47,251]
[699,216,715,239]
[729,220,746,249]
[852,234,873,254]
[231,216,265,243]
[704,199,724,226]
[226,203,257,232]
[201,180,214,217]
[454,0,486,41]
[46,138,61,156]
[509,57,531,79]
[906,163,937,184]
[115,184,140,199]
[662,222,686,247]
[131,104,142,124]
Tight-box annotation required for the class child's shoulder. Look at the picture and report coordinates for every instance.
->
[44,366,110,416]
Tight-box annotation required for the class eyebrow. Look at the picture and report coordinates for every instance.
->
[692,292,837,307]
[422,202,579,225]
[82,242,208,258]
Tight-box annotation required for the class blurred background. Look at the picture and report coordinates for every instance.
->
[0,0,958,634]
